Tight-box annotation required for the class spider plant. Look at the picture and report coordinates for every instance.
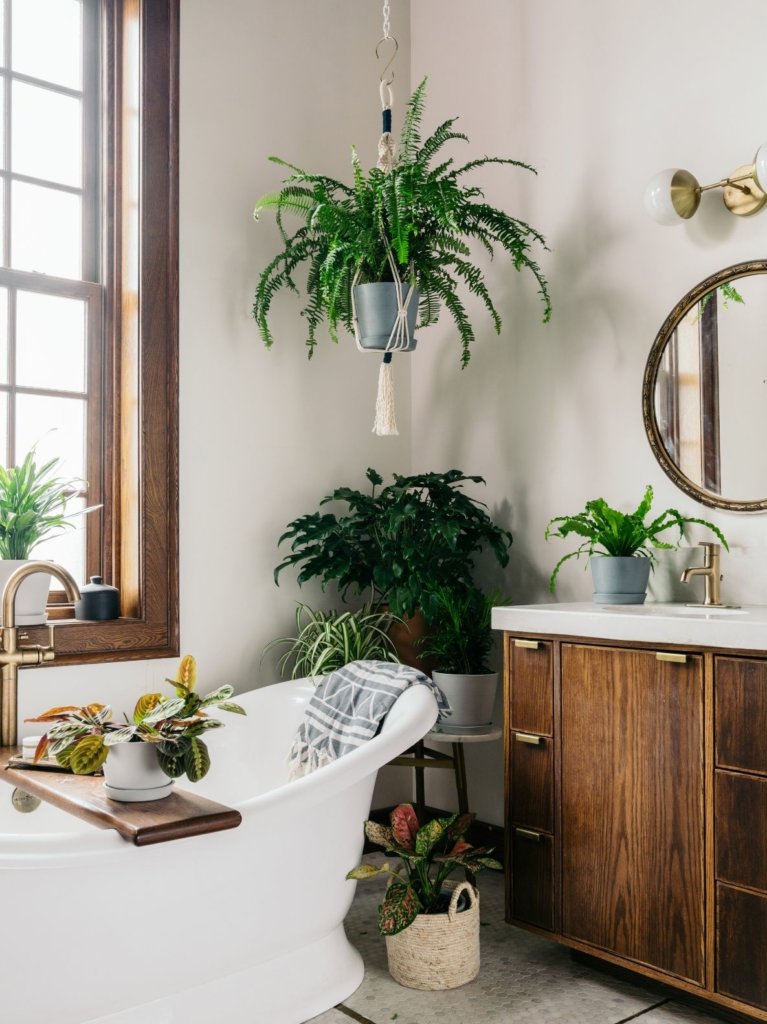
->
[545,485,729,592]
[0,446,100,559]
[253,78,551,367]
[264,602,401,680]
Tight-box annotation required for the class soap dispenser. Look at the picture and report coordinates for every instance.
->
[74,576,120,621]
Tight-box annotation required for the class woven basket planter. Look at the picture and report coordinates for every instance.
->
[385,881,479,990]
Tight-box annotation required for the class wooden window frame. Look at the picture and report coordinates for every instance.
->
[23,0,179,664]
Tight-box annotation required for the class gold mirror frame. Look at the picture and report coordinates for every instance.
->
[642,259,767,513]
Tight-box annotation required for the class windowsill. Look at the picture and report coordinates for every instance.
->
[22,617,177,666]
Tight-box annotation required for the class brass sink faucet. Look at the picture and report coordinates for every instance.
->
[0,561,81,748]
[680,542,723,606]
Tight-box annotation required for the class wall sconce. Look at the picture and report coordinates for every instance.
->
[644,143,767,224]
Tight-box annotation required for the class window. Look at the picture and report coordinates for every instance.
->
[0,0,179,663]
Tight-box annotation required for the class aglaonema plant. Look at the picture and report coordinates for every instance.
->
[346,804,502,935]
[27,656,246,783]
[545,484,729,592]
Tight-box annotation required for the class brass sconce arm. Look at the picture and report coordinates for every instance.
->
[645,143,767,223]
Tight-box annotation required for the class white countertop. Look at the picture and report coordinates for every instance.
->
[491,602,767,652]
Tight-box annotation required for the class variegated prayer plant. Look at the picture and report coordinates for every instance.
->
[346,803,502,935]
[26,655,246,783]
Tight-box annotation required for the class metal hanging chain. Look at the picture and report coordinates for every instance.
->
[382,0,391,40]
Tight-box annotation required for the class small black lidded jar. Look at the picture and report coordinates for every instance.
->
[74,576,120,621]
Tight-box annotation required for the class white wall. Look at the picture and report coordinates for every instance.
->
[410,0,767,824]
[18,0,414,814]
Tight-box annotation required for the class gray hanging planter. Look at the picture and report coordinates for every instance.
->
[354,282,419,351]
[590,556,651,605]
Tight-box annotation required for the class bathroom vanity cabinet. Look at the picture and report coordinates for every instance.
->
[495,604,767,1022]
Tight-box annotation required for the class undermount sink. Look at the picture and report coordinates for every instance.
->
[601,603,747,618]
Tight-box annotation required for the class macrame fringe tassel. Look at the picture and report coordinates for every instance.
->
[377,131,396,171]
[373,354,398,436]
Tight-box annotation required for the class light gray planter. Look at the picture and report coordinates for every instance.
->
[590,556,651,605]
[432,671,499,728]
[354,282,418,351]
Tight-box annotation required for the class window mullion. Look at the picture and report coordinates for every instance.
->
[3,0,11,269]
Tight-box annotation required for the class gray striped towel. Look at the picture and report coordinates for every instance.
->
[287,660,451,780]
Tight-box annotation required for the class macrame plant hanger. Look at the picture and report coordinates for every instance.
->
[351,0,415,436]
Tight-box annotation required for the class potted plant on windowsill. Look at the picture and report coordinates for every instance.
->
[545,485,728,604]
[274,468,512,671]
[253,78,551,367]
[418,586,508,728]
[26,656,245,801]
[0,446,101,624]
[263,602,401,681]
[347,804,502,990]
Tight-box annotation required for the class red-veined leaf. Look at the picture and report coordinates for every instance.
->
[390,803,419,852]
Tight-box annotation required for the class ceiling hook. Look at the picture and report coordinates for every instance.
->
[375,35,398,88]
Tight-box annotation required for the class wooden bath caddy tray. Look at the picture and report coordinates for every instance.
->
[0,748,242,846]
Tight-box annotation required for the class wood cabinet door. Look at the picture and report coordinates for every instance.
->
[561,644,705,985]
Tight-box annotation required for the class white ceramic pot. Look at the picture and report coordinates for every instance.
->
[102,742,174,802]
[432,671,499,728]
[0,560,52,625]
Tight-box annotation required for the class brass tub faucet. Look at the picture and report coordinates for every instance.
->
[0,562,81,748]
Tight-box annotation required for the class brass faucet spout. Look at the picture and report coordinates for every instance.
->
[2,562,80,630]
[680,543,722,607]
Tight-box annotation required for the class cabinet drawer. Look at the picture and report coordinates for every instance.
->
[511,732,553,833]
[509,638,553,736]
[717,883,767,1010]
[716,771,767,892]
[716,656,767,774]
[511,827,553,931]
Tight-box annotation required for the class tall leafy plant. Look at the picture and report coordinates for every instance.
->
[545,485,729,591]
[275,468,512,622]
[253,78,551,367]
[0,447,99,559]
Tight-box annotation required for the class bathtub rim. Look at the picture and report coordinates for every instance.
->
[0,677,438,866]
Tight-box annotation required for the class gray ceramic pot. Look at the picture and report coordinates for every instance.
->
[432,671,499,727]
[354,282,418,351]
[590,556,651,605]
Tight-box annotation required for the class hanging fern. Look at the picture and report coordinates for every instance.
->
[252,77,551,367]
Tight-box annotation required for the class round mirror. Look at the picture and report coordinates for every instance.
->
[643,260,767,512]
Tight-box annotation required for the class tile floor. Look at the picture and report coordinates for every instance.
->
[308,862,728,1024]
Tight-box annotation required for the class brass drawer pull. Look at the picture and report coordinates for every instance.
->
[515,828,543,842]
[514,639,541,650]
[656,651,688,664]
[515,732,544,746]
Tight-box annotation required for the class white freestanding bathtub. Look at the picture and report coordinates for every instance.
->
[0,677,438,1024]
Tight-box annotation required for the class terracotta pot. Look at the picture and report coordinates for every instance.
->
[387,607,435,676]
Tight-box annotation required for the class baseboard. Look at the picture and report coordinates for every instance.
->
[366,804,505,863]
